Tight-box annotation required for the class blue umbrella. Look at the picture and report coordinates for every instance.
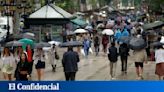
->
[59,41,83,47]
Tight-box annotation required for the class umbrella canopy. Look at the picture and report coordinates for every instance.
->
[150,41,164,47]
[71,18,87,26]
[21,33,35,40]
[97,23,105,29]
[19,38,34,49]
[48,41,61,46]
[74,29,88,34]
[85,25,93,30]
[24,32,35,37]
[143,21,164,30]
[5,41,24,47]
[35,42,51,48]
[102,29,114,35]
[118,36,131,44]
[59,41,83,47]
[129,37,147,50]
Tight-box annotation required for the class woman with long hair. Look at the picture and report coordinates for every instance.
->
[15,52,30,80]
[33,48,46,81]
[1,47,15,80]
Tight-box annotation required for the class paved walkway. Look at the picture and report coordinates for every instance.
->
[0,47,158,81]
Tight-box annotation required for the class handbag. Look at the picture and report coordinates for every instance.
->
[55,52,59,60]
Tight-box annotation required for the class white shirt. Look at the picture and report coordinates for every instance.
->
[155,49,164,64]
[1,55,14,66]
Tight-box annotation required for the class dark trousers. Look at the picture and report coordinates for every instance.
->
[29,62,33,75]
[64,72,76,81]
[121,56,128,72]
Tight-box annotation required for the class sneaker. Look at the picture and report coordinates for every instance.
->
[111,77,116,80]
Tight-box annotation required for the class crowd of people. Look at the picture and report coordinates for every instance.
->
[0,13,164,81]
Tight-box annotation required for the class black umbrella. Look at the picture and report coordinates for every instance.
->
[143,21,164,30]
[118,36,131,44]
[35,42,51,48]
[59,41,83,47]
[5,41,24,47]
[129,37,147,50]
[150,42,164,47]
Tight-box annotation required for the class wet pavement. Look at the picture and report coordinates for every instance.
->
[0,46,158,81]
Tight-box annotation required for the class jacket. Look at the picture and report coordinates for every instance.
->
[108,46,118,62]
[62,51,80,72]
[133,49,147,62]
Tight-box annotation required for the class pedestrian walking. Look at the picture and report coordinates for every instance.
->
[83,38,90,58]
[133,49,147,80]
[1,47,15,81]
[62,46,80,81]
[33,48,46,81]
[102,34,109,54]
[108,42,118,80]
[15,52,30,81]
[119,43,129,74]
[26,45,34,77]
[155,45,164,80]
[94,34,100,56]
[50,44,58,72]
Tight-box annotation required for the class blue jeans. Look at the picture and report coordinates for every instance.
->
[84,48,89,58]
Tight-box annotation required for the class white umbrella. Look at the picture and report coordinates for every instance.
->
[74,29,88,34]
[102,29,114,35]
[24,32,35,37]
[48,41,61,46]
[97,23,105,29]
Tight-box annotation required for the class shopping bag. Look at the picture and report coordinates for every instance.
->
[89,48,93,54]
[81,49,85,56]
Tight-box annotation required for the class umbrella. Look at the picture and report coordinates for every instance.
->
[85,25,93,30]
[150,41,164,47]
[21,34,35,40]
[19,38,34,50]
[129,37,147,50]
[118,36,131,44]
[59,41,83,47]
[74,29,88,34]
[102,29,114,35]
[97,23,105,29]
[143,21,164,30]
[24,32,35,36]
[71,18,87,26]
[35,42,51,48]
[48,41,61,46]
[5,41,24,47]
